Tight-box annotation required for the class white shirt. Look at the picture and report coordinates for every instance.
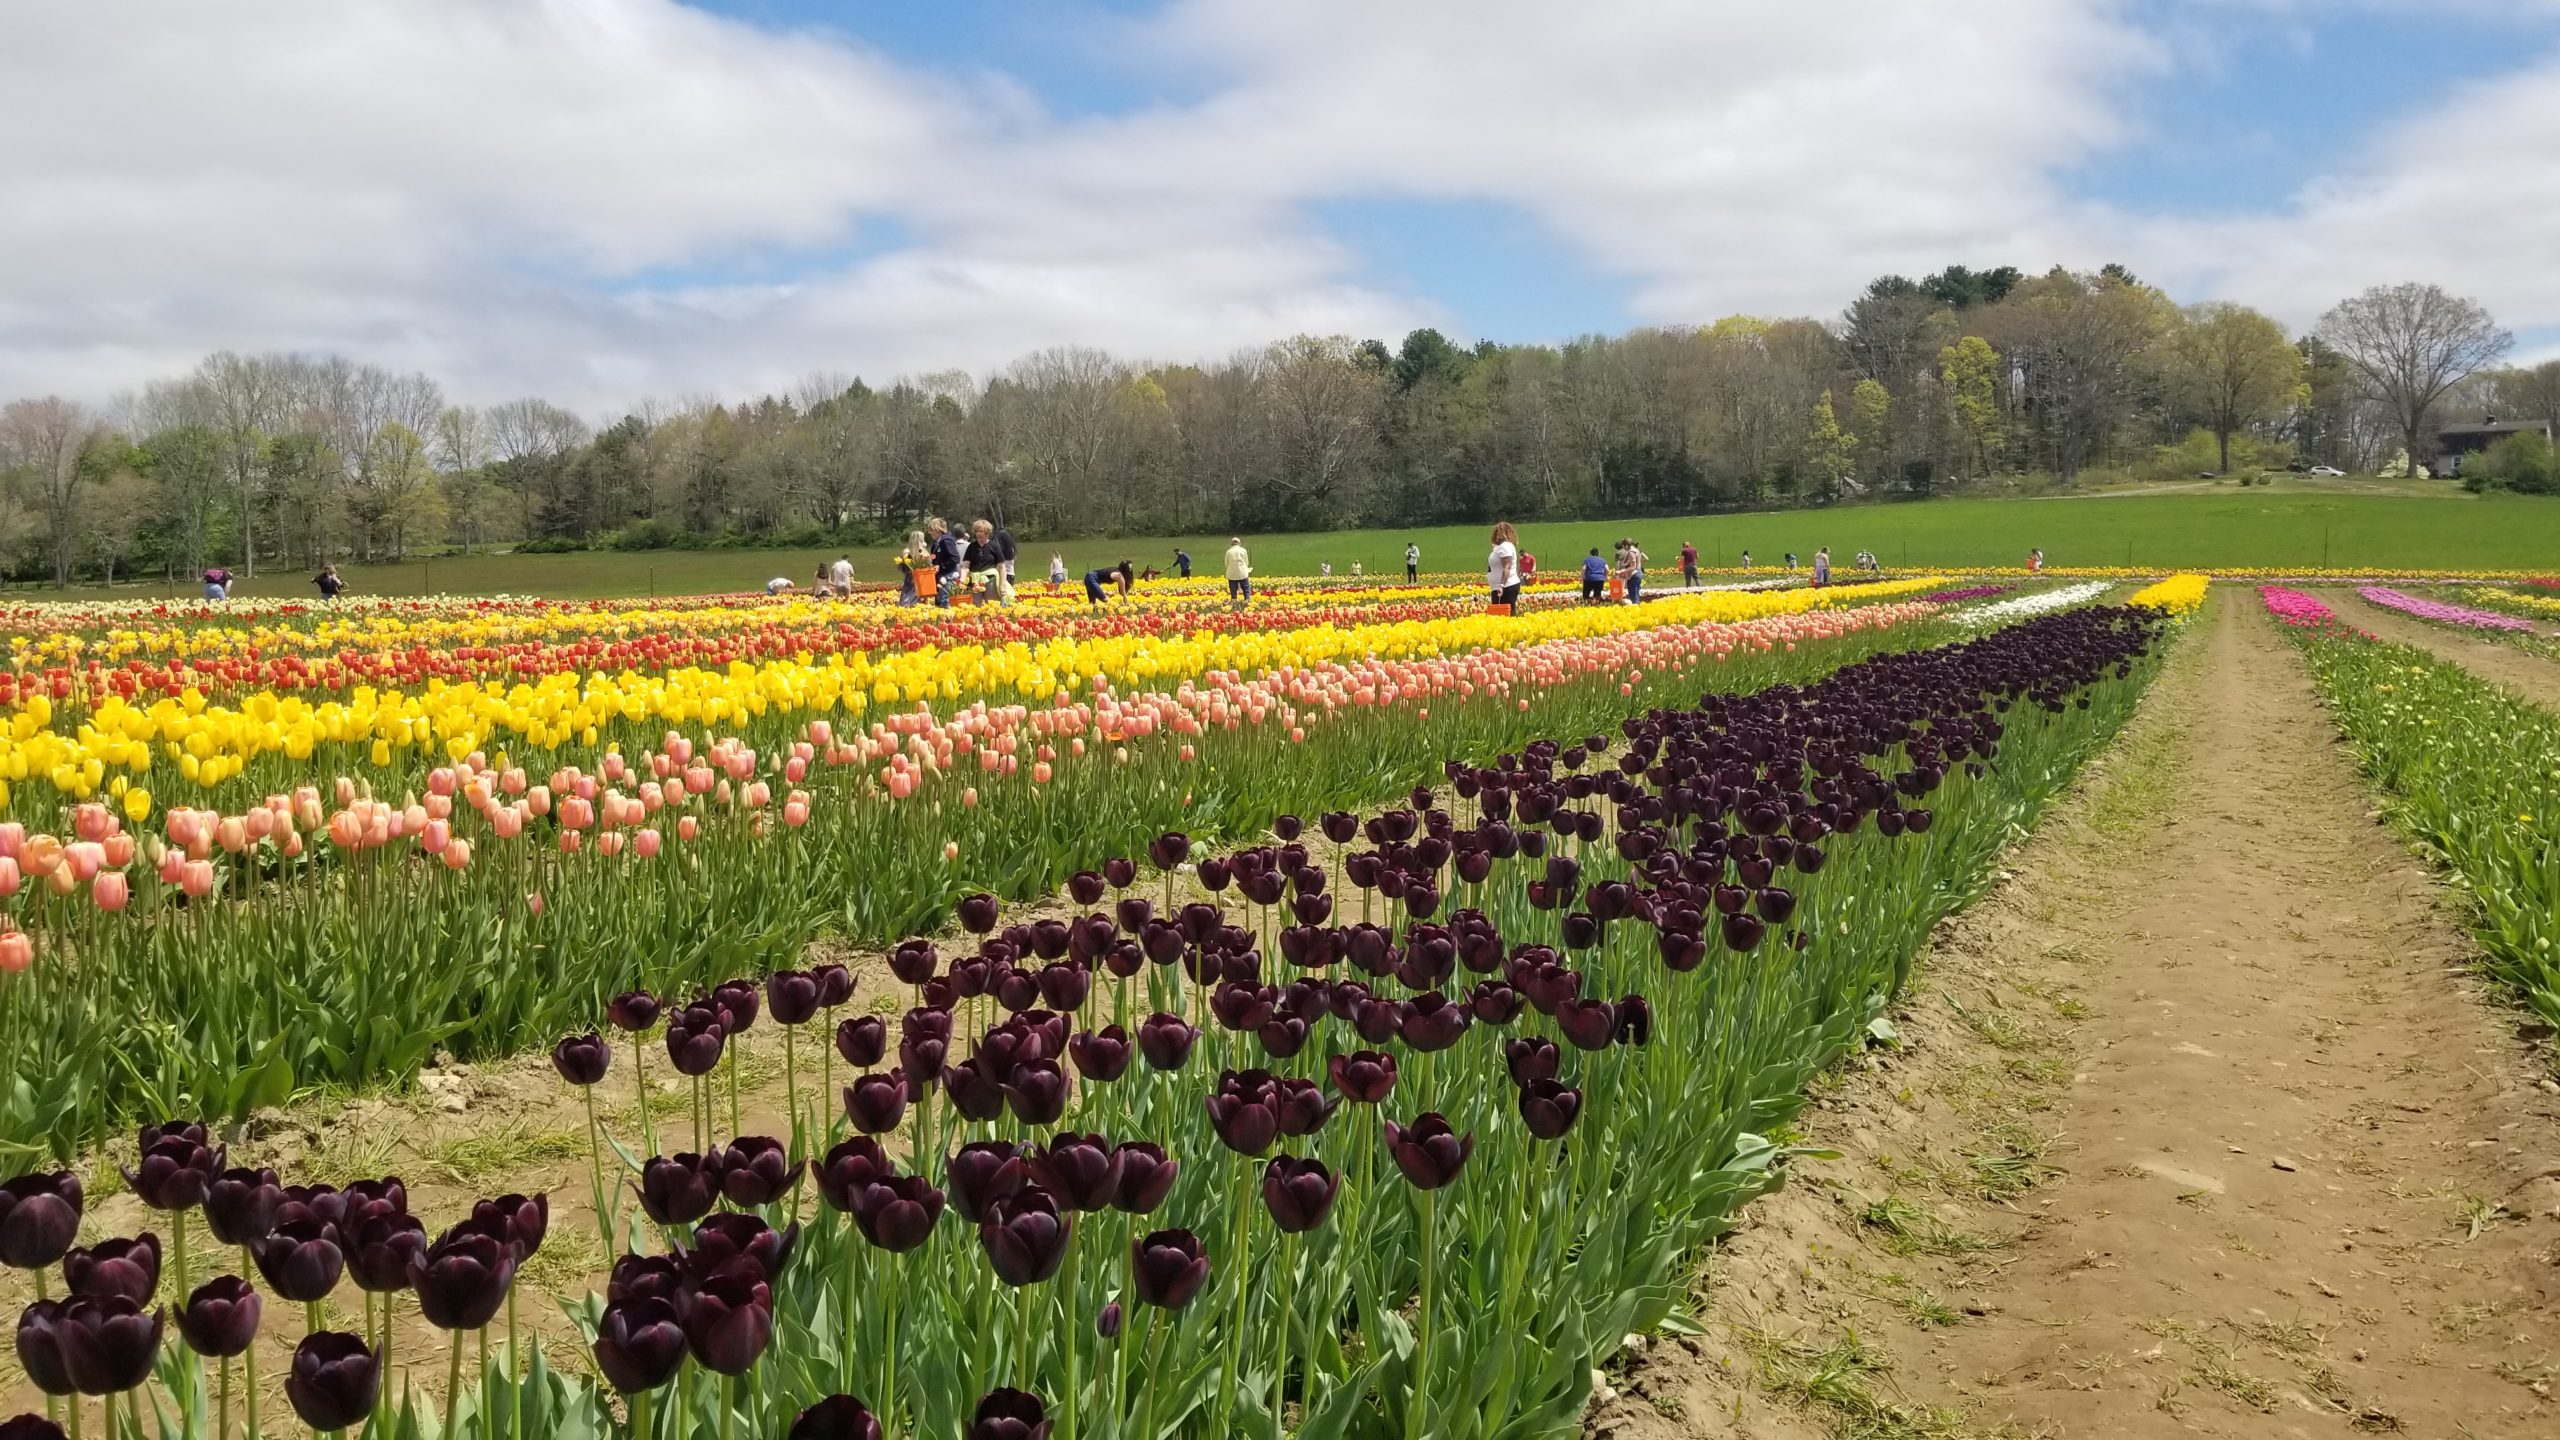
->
[831,559,854,587]
[1224,545,1250,580]
[1488,541,1519,589]
[767,578,791,594]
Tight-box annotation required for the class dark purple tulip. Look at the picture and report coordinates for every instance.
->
[791,1394,886,1440]
[889,939,940,987]
[592,1297,688,1394]
[1258,1013,1311,1060]
[1068,870,1109,906]
[1273,814,1305,842]
[607,991,662,1032]
[1035,962,1091,1012]
[1205,1073,1279,1156]
[1146,832,1190,870]
[1026,920,1071,962]
[1327,1051,1398,1104]
[1096,1301,1123,1341]
[344,1212,426,1293]
[198,1169,279,1249]
[1001,1060,1071,1127]
[957,893,1002,935]
[1614,995,1655,1047]
[1261,1156,1339,1233]
[1556,998,1616,1052]
[338,1178,408,1228]
[1103,857,1138,889]
[1194,857,1230,893]
[14,1300,75,1397]
[637,1154,722,1227]
[1754,886,1797,924]
[1067,915,1116,963]
[716,1138,803,1207]
[969,1387,1055,1440]
[124,1134,222,1213]
[980,1190,1074,1286]
[814,963,857,1009]
[664,1003,728,1076]
[551,1030,611,1086]
[1469,980,1524,1025]
[945,1143,1028,1225]
[252,1220,342,1303]
[1068,1027,1131,1083]
[1319,811,1358,844]
[767,969,823,1026]
[1658,931,1707,972]
[1721,910,1766,952]
[54,1296,164,1396]
[1347,997,1398,1045]
[1128,1228,1211,1311]
[1111,1143,1178,1215]
[609,1253,686,1309]
[1140,921,1185,968]
[1209,982,1274,1033]
[835,1014,888,1069]
[814,1137,895,1214]
[679,1263,774,1374]
[1905,808,1933,834]
[407,1231,516,1331]
[1875,808,1905,838]
[690,1212,798,1280]
[176,1275,261,1358]
[1114,896,1154,934]
[1027,1134,1124,1213]
[941,1060,1005,1123]
[285,1331,377,1430]
[1271,1077,1336,1137]
[0,1171,84,1269]
[709,978,760,1035]
[1558,913,1600,951]
[1136,1012,1198,1071]
[1396,992,1471,1052]
[63,1234,159,1304]
[844,1071,911,1136]
[1518,1080,1584,1140]
[852,1176,945,1252]
[0,1417,66,1440]
[1177,903,1223,947]
[1384,1113,1473,1190]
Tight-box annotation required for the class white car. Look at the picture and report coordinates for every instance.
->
[2306,465,2346,477]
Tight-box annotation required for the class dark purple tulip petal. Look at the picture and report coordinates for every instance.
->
[592,1297,688,1394]
[636,1153,721,1227]
[406,1231,516,1332]
[679,1263,773,1375]
[1383,1113,1473,1191]
[551,1031,611,1086]
[791,1394,886,1440]
[1127,1228,1210,1309]
[945,1143,1027,1225]
[1110,1142,1178,1215]
[0,1173,84,1271]
[844,1070,911,1135]
[55,1296,164,1396]
[815,1136,896,1214]
[607,991,662,1032]
[285,1331,377,1430]
[1518,1080,1584,1140]
[979,1189,1073,1286]
[1261,1156,1339,1233]
[252,1220,343,1303]
[176,1275,262,1358]
[836,1014,888,1069]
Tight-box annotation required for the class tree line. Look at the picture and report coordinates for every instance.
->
[0,269,2548,587]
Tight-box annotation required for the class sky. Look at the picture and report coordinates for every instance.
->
[4,0,2558,416]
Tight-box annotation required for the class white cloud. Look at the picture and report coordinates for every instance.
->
[1,0,2555,415]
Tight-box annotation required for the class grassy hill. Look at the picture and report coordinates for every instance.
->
[19,485,2551,604]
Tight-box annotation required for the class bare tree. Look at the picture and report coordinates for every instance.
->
[195,351,289,576]
[2315,283,2512,474]
[0,397,105,586]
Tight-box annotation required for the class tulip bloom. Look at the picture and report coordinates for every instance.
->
[791,1395,886,1440]
[285,1331,378,1431]
[1261,1156,1339,1233]
[0,1170,85,1269]
[1384,1113,1473,1191]
[407,1231,517,1331]
[551,1031,611,1086]
[176,1274,262,1358]
[1128,1228,1210,1309]
[592,1297,688,1394]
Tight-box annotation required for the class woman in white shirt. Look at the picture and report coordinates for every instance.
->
[1487,521,1522,608]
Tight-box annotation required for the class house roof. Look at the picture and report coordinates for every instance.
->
[2438,420,2552,438]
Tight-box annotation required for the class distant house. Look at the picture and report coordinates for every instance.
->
[2435,415,2555,477]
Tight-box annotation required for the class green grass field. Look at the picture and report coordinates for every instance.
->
[18,486,2553,604]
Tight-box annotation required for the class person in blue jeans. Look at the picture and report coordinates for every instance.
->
[1580,548,1607,602]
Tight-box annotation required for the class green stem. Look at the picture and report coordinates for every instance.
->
[445,1329,465,1434]
[587,1084,613,1256]
[631,1386,650,1440]
[1214,1158,1251,1436]
[633,1037,654,1158]
[1406,1191,1437,1440]
[1136,1309,1171,1440]
[478,1326,492,1440]
[880,1258,902,1440]
[219,1355,233,1440]
[784,1024,800,1154]
[1273,1230,1297,1440]
[1014,1281,1035,1389]
[723,1372,738,1440]
[509,1287,524,1440]
[1060,1227,1080,1440]
[727,1041,742,1138]
[67,1394,82,1440]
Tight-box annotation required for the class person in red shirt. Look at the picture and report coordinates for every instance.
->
[1679,541,1698,589]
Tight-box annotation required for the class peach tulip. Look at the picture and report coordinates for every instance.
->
[0,857,18,898]
[598,832,626,858]
[634,828,663,858]
[181,861,216,898]
[678,816,699,842]
[421,820,451,855]
[0,822,21,859]
[93,872,130,912]
[442,838,472,870]
[527,785,553,818]
[0,930,32,973]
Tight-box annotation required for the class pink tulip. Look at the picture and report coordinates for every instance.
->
[678,816,700,842]
[634,828,662,858]
[65,842,105,883]
[294,787,326,829]
[598,832,626,858]
[1032,761,1053,784]
[335,776,358,806]
[181,861,216,899]
[491,806,526,840]
[428,768,459,798]
[424,793,453,821]
[216,816,250,853]
[421,820,451,855]
[442,838,472,870]
[0,822,23,859]
[603,753,628,783]
[783,798,811,828]
[0,857,19,898]
[0,930,31,973]
[943,841,960,861]
[560,831,582,855]
[526,892,545,916]
[93,872,130,912]
[73,804,113,843]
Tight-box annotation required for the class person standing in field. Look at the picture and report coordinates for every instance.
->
[1487,521,1523,608]
[1224,536,1251,607]
[1621,538,1648,604]
[2028,547,2044,574]
[1739,549,1753,571]
[1784,551,1797,571]
[1581,547,1607,603]
[314,563,345,600]
[1813,547,1831,586]
[927,518,967,607]
[1048,552,1068,591]
[1679,540,1698,589]
[971,519,1017,605]
[1174,548,1192,579]
[1404,542,1420,581]
[830,552,855,598]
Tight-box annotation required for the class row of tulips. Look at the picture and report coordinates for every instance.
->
[2269,594,2560,1034]
[2352,586,2536,634]
[0,597,1951,1163]
[2455,586,2560,622]
[6,598,2175,1437]
[0,579,1947,812]
[1949,581,2116,627]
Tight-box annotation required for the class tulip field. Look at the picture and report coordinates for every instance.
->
[0,572,2223,1438]
[2264,585,2560,1032]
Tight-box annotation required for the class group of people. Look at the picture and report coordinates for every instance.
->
[887,517,1020,607]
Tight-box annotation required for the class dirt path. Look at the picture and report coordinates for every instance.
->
[1600,589,2560,1439]
[2327,589,2560,713]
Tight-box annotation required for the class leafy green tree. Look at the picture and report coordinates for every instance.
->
[2166,302,2306,474]
[1939,335,2001,479]
[1802,390,1857,502]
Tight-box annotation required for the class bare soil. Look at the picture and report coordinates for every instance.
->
[1593,590,2560,1439]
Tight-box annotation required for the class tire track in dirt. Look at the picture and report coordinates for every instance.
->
[1594,589,2560,1440]
[2326,589,2560,714]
